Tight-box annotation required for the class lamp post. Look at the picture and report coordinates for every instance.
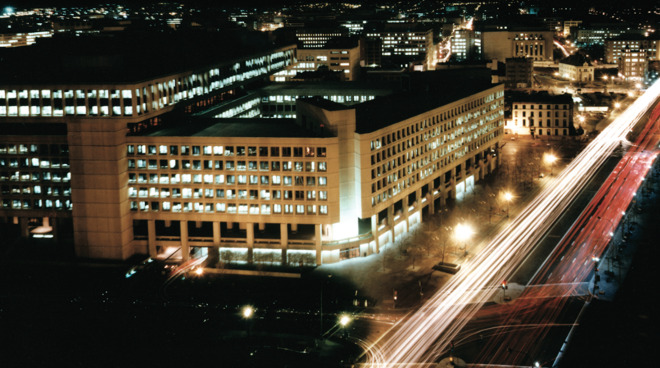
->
[338,314,352,338]
[503,191,513,218]
[544,153,557,176]
[242,305,254,337]
[454,223,474,257]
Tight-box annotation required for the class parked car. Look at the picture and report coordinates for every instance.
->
[433,262,461,274]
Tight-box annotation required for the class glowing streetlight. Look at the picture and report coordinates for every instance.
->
[614,102,621,109]
[339,314,352,327]
[544,153,558,176]
[578,115,585,123]
[503,191,514,217]
[454,223,474,255]
[338,314,352,338]
[242,305,254,319]
[194,267,204,276]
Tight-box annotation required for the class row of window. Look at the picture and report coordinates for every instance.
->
[514,111,569,117]
[2,198,71,210]
[1,185,70,197]
[130,201,328,215]
[0,49,295,118]
[1,158,70,169]
[0,171,71,182]
[127,173,327,186]
[128,159,327,172]
[0,144,69,156]
[128,187,328,201]
[128,144,326,158]
[513,104,569,110]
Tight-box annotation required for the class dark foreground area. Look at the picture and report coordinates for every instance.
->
[560,182,660,367]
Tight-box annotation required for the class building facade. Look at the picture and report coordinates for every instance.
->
[605,36,660,64]
[481,29,554,62]
[0,43,297,260]
[452,29,482,61]
[617,48,648,81]
[558,57,595,83]
[506,93,574,136]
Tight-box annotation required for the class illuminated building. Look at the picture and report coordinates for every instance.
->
[506,92,574,136]
[451,29,482,61]
[480,26,554,62]
[0,32,296,260]
[0,31,53,48]
[617,48,648,81]
[559,54,595,83]
[295,28,349,49]
[365,24,434,69]
[274,38,361,82]
[0,31,503,265]
[605,35,660,64]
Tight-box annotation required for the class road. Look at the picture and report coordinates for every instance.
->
[472,91,660,367]
[362,80,660,366]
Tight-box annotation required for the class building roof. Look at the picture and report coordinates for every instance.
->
[0,30,291,85]
[141,118,328,138]
[508,91,573,104]
[560,54,593,67]
[354,70,496,134]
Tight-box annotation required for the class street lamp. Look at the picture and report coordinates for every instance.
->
[338,314,352,338]
[544,153,557,176]
[454,223,474,256]
[242,305,254,337]
[503,191,513,218]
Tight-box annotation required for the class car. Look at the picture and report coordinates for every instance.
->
[433,262,461,274]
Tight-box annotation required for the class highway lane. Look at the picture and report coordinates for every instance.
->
[474,97,660,366]
[366,80,660,367]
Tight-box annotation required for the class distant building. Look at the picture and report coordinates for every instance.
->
[559,54,595,83]
[563,20,582,36]
[505,57,533,88]
[295,28,349,48]
[289,37,361,81]
[575,24,638,45]
[480,26,554,62]
[617,48,648,81]
[0,31,53,48]
[365,23,434,69]
[451,29,482,61]
[507,92,574,136]
[604,35,660,64]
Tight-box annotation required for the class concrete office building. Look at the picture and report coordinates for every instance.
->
[480,26,554,62]
[1,33,504,266]
[605,35,660,64]
[274,38,362,82]
[0,32,296,260]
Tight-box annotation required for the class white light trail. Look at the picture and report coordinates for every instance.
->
[372,80,660,366]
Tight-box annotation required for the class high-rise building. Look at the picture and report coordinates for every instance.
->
[451,29,482,61]
[480,25,553,62]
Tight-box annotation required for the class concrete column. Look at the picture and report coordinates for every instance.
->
[371,214,379,254]
[315,224,322,266]
[387,205,395,242]
[147,220,157,258]
[207,246,219,267]
[291,223,298,233]
[403,196,409,232]
[280,223,288,266]
[180,221,189,262]
[246,223,254,263]
[19,217,29,238]
[427,183,435,214]
[227,222,233,230]
[258,222,266,232]
[213,221,221,245]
